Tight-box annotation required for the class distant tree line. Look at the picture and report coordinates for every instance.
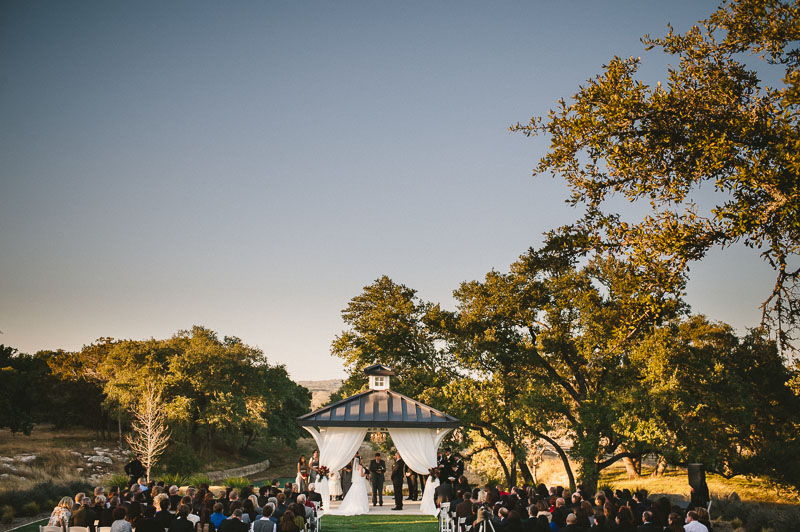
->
[0,326,310,471]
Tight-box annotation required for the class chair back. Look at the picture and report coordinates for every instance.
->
[69,527,91,532]
[98,527,112,532]
[41,527,63,532]
[439,502,452,532]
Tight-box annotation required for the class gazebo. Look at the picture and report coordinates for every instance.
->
[297,364,459,516]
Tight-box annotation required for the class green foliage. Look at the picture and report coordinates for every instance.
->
[331,276,451,401]
[20,502,39,517]
[0,480,92,518]
[161,442,202,476]
[159,473,188,487]
[107,474,130,491]
[0,345,43,434]
[1,505,14,524]
[223,477,251,490]
[187,474,211,486]
[512,0,800,344]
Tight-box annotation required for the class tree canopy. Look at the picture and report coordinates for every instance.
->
[512,0,800,346]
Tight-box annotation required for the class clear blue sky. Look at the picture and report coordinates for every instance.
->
[0,1,776,379]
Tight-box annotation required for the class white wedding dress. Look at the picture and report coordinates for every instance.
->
[328,459,369,515]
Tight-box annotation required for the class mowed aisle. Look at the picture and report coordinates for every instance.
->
[327,496,425,515]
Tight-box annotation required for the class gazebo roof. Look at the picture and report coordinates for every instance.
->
[296,388,459,428]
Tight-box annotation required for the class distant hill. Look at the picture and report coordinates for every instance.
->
[297,379,343,409]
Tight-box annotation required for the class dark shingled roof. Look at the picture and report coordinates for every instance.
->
[296,389,459,428]
[363,363,395,376]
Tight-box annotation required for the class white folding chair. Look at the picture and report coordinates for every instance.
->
[69,527,90,532]
[439,502,452,532]
[98,527,112,532]
[41,527,63,532]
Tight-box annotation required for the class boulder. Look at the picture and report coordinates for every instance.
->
[88,455,113,464]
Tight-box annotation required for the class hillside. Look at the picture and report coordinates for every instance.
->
[297,379,343,409]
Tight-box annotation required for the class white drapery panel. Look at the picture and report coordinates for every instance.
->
[388,427,451,516]
[303,426,367,513]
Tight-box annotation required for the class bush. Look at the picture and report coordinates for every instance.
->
[223,477,251,490]
[160,473,187,487]
[107,473,130,491]
[0,480,92,516]
[1,505,14,524]
[162,442,202,476]
[187,474,211,487]
[21,501,40,517]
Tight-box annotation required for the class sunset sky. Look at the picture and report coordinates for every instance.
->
[0,1,778,379]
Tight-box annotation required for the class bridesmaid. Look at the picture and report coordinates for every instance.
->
[296,455,309,493]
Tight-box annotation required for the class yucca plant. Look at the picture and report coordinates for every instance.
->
[160,473,188,487]
[187,474,211,486]
[107,473,130,491]
[223,477,251,490]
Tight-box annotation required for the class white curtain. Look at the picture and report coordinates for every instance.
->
[303,426,367,513]
[388,427,451,516]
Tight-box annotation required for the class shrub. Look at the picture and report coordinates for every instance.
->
[223,477,251,490]
[0,480,92,515]
[107,473,130,491]
[187,474,211,487]
[1,505,14,524]
[21,501,40,516]
[160,473,187,487]
[161,443,202,476]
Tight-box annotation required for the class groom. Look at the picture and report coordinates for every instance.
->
[390,451,405,510]
[368,452,386,506]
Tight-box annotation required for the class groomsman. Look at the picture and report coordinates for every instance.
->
[390,451,405,510]
[340,456,353,498]
[405,465,418,501]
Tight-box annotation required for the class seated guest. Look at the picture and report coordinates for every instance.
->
[71,493,97,532]
[49,497,74,532]
[179,496,200,526]
[666,512,686,532]
[110,507,132,532]
[277,510,300,532]
[562,513,583,532]
[133,506,161,532]
[169,505,194,532]
[683,511,708,532]
[638,510,661,532]
[306,484,322,504]
[273,494,287,520]
[156,498,173,530]
[218,509,249,532]
[210,503,227,530]
[197,506,217,532]
[169,487,182,512]
[252,505,276,532]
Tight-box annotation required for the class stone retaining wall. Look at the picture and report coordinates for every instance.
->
[206,459,270,481]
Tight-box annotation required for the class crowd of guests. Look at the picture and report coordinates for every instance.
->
[437,483,713,532]
[47,477,324,532]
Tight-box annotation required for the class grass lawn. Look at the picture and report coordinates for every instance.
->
[322,515,438,531]
[6,518,47,532]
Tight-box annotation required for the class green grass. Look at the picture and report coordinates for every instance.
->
[7,517,47,532]
[322,515,438,531]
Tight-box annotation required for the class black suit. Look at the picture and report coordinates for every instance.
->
[168,517,194,532]
[390,458,405,509]
[405,466,419,500]
[70,506,97,532]
[368,459,386,505]
[341,461,353,497]
[218,519,249,532]
[452,458,465,480]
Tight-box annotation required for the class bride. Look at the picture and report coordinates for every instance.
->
[329,455,369,515]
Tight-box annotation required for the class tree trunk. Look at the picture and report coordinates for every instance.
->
[534,431,576,491]
[652,455,667,477]
[517,459,535,485]
[480,428,512,486]
[619,445,641,479]
[117,408,122,445]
